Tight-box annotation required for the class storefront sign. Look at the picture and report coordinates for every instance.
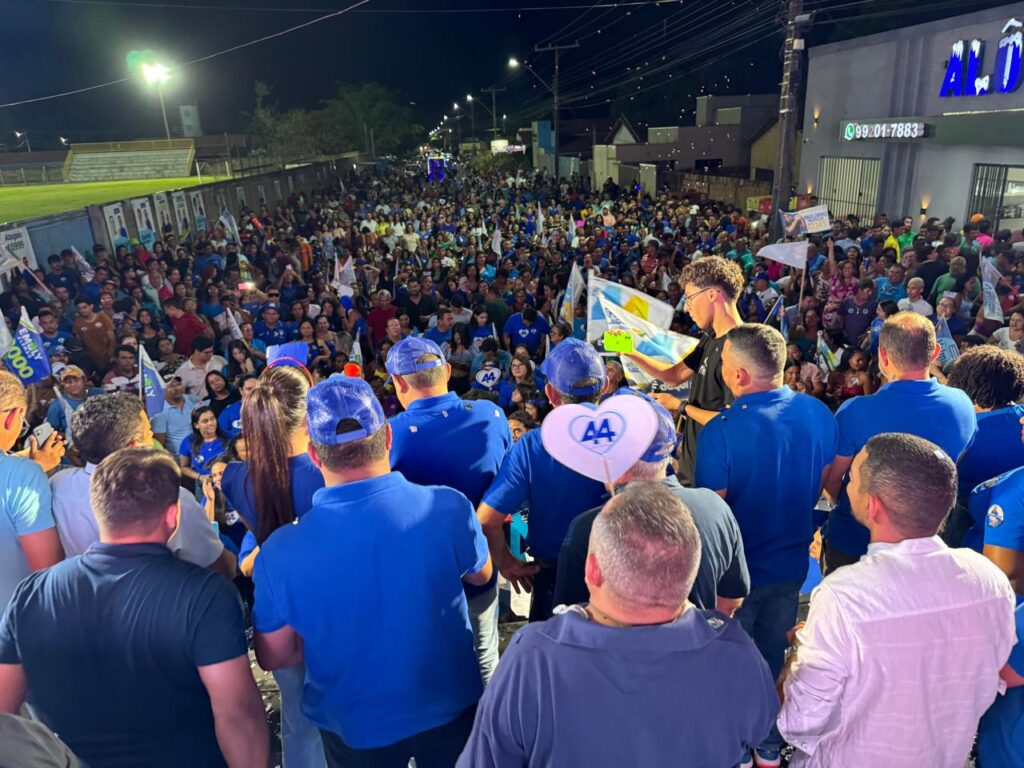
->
[939,18,1022,98]
[842,120,927,141]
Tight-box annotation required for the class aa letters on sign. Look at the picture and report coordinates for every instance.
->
[541,396,659,483]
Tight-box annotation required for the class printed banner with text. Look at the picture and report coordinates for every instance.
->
[780,204,831,235]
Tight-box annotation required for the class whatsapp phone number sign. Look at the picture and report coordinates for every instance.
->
[842,121,927,141]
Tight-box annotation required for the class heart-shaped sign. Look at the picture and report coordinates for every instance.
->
[540,395,659,484]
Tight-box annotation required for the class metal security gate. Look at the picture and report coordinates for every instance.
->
[816,156,881,222]
[966,164,1008,225]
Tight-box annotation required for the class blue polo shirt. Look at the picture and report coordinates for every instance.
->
[502,313,550,354]
[482,429,606,560]
[390,392,512,508]
[457,608,777,767]
[827,379,977,557]
[978,603,1024,768]
[958,405,1024,502]
[965,467,1024,559]
[696,387,837,585]
[252,472,488,749]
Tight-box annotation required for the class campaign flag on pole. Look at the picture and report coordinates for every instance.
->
[935,315,961,367]
[587,274,675,342]
[560,262,585,324]
[4,307,51,384]
[69,245,95,282]
[225,310,244,341]
[981,258,1004,322]
[139,345,165,419]
[332,256,355,298]
[816,330,841,372]
[219,206,242,245]
[0,243,20,274]
[536,205,545,240]
[779,303,790,342]
[0,315,13,358]
[491,222,502,256]
[758,241,809,270]
[598,295,698,386]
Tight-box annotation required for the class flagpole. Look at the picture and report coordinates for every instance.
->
[138,344,144,408]
[796,266,806,316]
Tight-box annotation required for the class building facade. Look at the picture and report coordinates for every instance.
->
[800,3,1024,229]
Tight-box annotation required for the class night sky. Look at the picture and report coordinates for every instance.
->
[2,0,1015,150]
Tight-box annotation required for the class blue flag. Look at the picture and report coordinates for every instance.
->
[935,316,960,367]
[4,308,51,384]
[139,345,165,419]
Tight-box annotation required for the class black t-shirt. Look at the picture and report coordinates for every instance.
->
[400,294,438,332]
[678,330,732,487]
[0,543,246,768]
[914,259,948,299]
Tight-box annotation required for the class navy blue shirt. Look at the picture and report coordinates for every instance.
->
[457,608,777,767]
[0,542,246,768]
[254,320,287,347]
[827,379,977,557]
[252,472,488,749]
[958,404,1024,502]
[502,313,550,354]
[554,475,749,610]
[696,387,837,585]
[482,428,607,560]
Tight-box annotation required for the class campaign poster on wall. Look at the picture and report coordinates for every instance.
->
[152,192,173,239]
[188,190,208,233]
[171,190,191,241]
[103,203,131,251]
[131,197,157,252]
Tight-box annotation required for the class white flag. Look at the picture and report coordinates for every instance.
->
[0,314,12,358]
[332,255,355,298]
[69,245,95,281]
[981,258,1004,322]
[0,245,20,275]
[491,222,502,256]
[219,206,242,245]
[758,241,808,270]
[226,310,244,341]
[560,262,584,324]
[536,205,545,241]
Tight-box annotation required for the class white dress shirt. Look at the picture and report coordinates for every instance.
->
[50,463,224,567]
[779,536,1015,768]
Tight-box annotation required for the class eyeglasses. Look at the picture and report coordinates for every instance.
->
[683,285,716,304]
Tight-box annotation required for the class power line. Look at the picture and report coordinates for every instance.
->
[39,0,670,13]
[0,0,369,108]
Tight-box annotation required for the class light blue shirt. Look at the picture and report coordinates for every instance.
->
[0,453,54,610]
[151,395,199,451]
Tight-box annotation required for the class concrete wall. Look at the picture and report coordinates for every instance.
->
[749,123,802,181]
[800,3,1024,221]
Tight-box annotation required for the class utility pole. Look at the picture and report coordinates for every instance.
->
[480,86,506,137]
[535,42,578,186]
[769,0,811,240]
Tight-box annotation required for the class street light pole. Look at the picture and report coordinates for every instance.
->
[14,131,31,153]
[531,43,578,184]
[480,87,505,137]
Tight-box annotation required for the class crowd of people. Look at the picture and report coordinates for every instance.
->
[0,157,1023,768]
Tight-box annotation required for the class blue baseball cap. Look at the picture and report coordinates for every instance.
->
[385,337,445,378]
[538,338,605,396]
[306,375,386,447]
[641,395,678,463]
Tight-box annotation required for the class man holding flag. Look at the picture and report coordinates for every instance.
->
[625,256,744,486]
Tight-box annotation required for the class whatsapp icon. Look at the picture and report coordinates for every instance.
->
[843,123,856,141]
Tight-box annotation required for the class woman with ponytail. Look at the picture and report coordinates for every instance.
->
[220,364,327,768]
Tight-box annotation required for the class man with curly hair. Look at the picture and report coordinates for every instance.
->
[625,255,744,485]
